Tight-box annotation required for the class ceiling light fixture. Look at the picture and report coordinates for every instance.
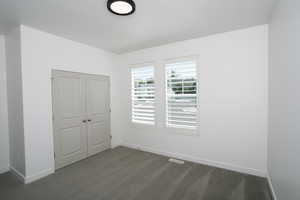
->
[107,0,136,16]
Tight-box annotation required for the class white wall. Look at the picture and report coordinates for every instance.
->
[19,25,120,182]
[5,27,26,176]
[4,24,269,183]
[118,25,269,176]
[0,35,10,174]
[269,1,300,199]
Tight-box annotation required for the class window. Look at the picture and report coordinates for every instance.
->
[166,60,198,129]
[131,66,155,125]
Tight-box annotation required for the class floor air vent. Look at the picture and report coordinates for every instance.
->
[168,158,185,164]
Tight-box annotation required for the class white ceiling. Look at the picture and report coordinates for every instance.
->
[0,0,275,54]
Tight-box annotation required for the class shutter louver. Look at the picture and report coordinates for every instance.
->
[131,66,155,125]
[166,60,198,129]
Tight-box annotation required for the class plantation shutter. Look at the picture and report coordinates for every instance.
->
[166,60,198,129]
[131,66,155,124]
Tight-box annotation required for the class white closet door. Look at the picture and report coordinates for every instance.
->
[86,76,111,156]
[52,71,87,169]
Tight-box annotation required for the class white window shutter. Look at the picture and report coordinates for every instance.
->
[166,60,198,129]
[131,66,155,125]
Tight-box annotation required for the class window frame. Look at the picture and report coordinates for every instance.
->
[130,63,156,126]
[164,56,199,131]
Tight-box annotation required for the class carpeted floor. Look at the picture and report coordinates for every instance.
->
[0,146,273,200]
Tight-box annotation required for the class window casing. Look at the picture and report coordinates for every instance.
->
[131,66,155,125]
[165,60,198,129]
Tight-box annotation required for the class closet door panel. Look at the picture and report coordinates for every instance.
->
[86,77,110,156]
[52,72,87,169]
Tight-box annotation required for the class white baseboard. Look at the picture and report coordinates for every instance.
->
[10,166,26,183]
[10,166,54,184]
[0,166,10,174]
[122,143,267,177]
[25,168,54,184]
[267,173,277,200]
[111,143,121,149]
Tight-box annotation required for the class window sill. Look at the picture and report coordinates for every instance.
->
[131,121,156,130]
[166,126,199,136]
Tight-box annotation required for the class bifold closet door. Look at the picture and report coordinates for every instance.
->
[52,72,87,169]
[86,77,111,156]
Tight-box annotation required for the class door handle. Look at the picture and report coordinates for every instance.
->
[82,120,87,123]
[87,119,92,122]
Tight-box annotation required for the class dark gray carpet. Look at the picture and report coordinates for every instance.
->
[0,146,272,200]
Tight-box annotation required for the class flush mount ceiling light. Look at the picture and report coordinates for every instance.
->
[107,0,136,16]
